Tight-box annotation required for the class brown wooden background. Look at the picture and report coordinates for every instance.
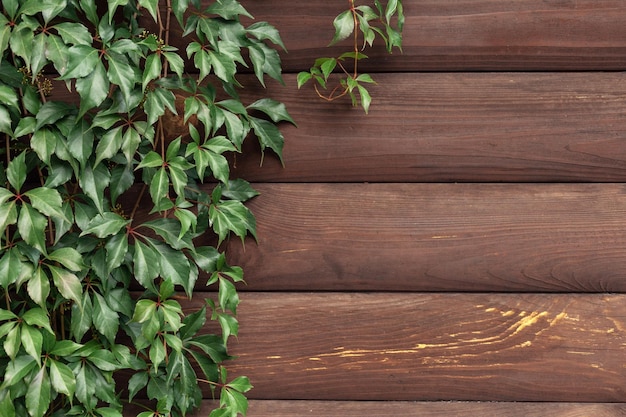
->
[144,1,626,415]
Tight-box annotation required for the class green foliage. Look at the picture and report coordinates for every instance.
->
[0,0,291,415]
[297,0,404,113]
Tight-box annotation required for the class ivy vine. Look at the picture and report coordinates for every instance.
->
[0,0,403,416]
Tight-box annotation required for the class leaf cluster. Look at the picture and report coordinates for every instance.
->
[297,0,404,113]
[0,0,293,416]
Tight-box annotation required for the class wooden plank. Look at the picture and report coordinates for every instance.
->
[149,1,626,71]
[218,293,626,402]
[231,73,626,183]
[124,400,626,416]
[222,183,626,292]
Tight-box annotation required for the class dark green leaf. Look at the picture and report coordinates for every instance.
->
[53,22,92,45]
[221,179,259,202]
[142,218,193,250]
[105,231,128,271]
[76,61,109,117]
[21,307,53,334]
[247,21,286,50]
[247,98,295,125]
[67,119,94,168]
[24,187,66,220]
[94,125,123,167]
[132,241,159,291]
[180,305,206,340]
[127,371,149,402]
[70,293,93,341]
[147,238,194,296]
[30,127,59,164]
[250,116,284,165]
[20,324,43,363]
[1,355,37,389]
[0,201,18,238]
[206,0,253,19]
[78,162,111,213]
[87,349,120,371]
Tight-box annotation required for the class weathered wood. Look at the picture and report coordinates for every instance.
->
[217,292,626,402]
[220,183,626,292]
[231,72,626,182]
[124,400,626,416]
[151,1,626,71]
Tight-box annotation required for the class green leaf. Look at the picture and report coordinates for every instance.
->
[0,105,11,135]
[206,0,253,19]
[78,162,110,213]
[137,151,164,169]
[127,371,149,402]
[94,125,123,167]
[297,71,312,88]
[209,200,256,245]
[27,266,50,308]
[87,349,120,371]
[221,179,259,202]
[148,167,170,207]
[67,119,94,168]
[143,218,192,250]
[357,84,372,113]
[220,386,249,415]
[48,340,82,356]
[247,21,286,50]
[70,293,93,341]
[24,187,66,220]
[9,23,34,68]
[92,293,119,343]
[49,265,83,304]
[81,212,130,238]
[218,278,239,313]
[330,9,355,45]
[147,238,194,296]
[6,151,26,192]
[180,305,206,340]
[20,324,43,363]
[226,376,253,393]
[45,33,69,75]
[138,0,158,21]
[47,247,85,272]
[59,45,100,79]
[53,22,92,45]
[1,355,37,389]
[247,98,295,125]
[0,201,18,238]
[0,84,18,109]
[163,51,184,79]
[142,53,161,91]
[250,116,284,165]
[13,116,36,138]
[30,33,48,77]
[76,60,109,116]
[132,241,159,291]
[26,366,50,417]
[18,203,48,254]
[106,52,138,103]
[107,0,129,23]
[21,307,54,334]
[105,231,128,271]
[49,358,76,397]
[30,127,59,164]
[0,390,15,417]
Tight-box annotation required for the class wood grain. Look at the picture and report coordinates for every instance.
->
[220,183,626,292]
[148,1,626,71]
[124,401,626,416]
[230,72,626,183]
[219,292,626,402]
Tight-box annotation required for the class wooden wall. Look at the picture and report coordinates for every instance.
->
[164,1,626,415]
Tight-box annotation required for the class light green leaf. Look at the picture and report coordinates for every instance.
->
[206,0,252,19]
[106,52,138,103]
[13,116,36,138]
[59,45,100,79]
[24,187,66,220]
[330,9,355,45]
[94,125,123,167]
[0,105,11,135]
[138,0,158,21]
[27,267,51,308]
[149,167,169,207]
[20,324,43,363]
[18,203,48,254]
[81,212,130,239]
[0,201,18,237]
[163,51,184,79]
[47,247,85,271]
[247,21,286,50]
[49,358,76,397]
[30,33,48,77]
[149,337,165,371]
[136,151,163,169]
[21,307,54,334]
[6,151,27,191]
[0,389,15,417]
[0,84,18,109]
[220,386,248,415]
[25,366,50,417]
[131,299,157,324]
[30,127,59,165]
[1,355,37,389]
[53,22,92,45]
[142,53,161,92]
[226,376,253,393]
[49,265,82,304]
[358,84,372,114]
[107,0,129,23]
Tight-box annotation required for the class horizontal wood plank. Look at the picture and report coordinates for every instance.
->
[221,183,626,292]
[150,1,626,71]
[124,400,626,416]
[231,73,626,182]
[219,293,626,401]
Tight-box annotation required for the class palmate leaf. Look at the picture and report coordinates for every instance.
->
[209,199,256,245]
